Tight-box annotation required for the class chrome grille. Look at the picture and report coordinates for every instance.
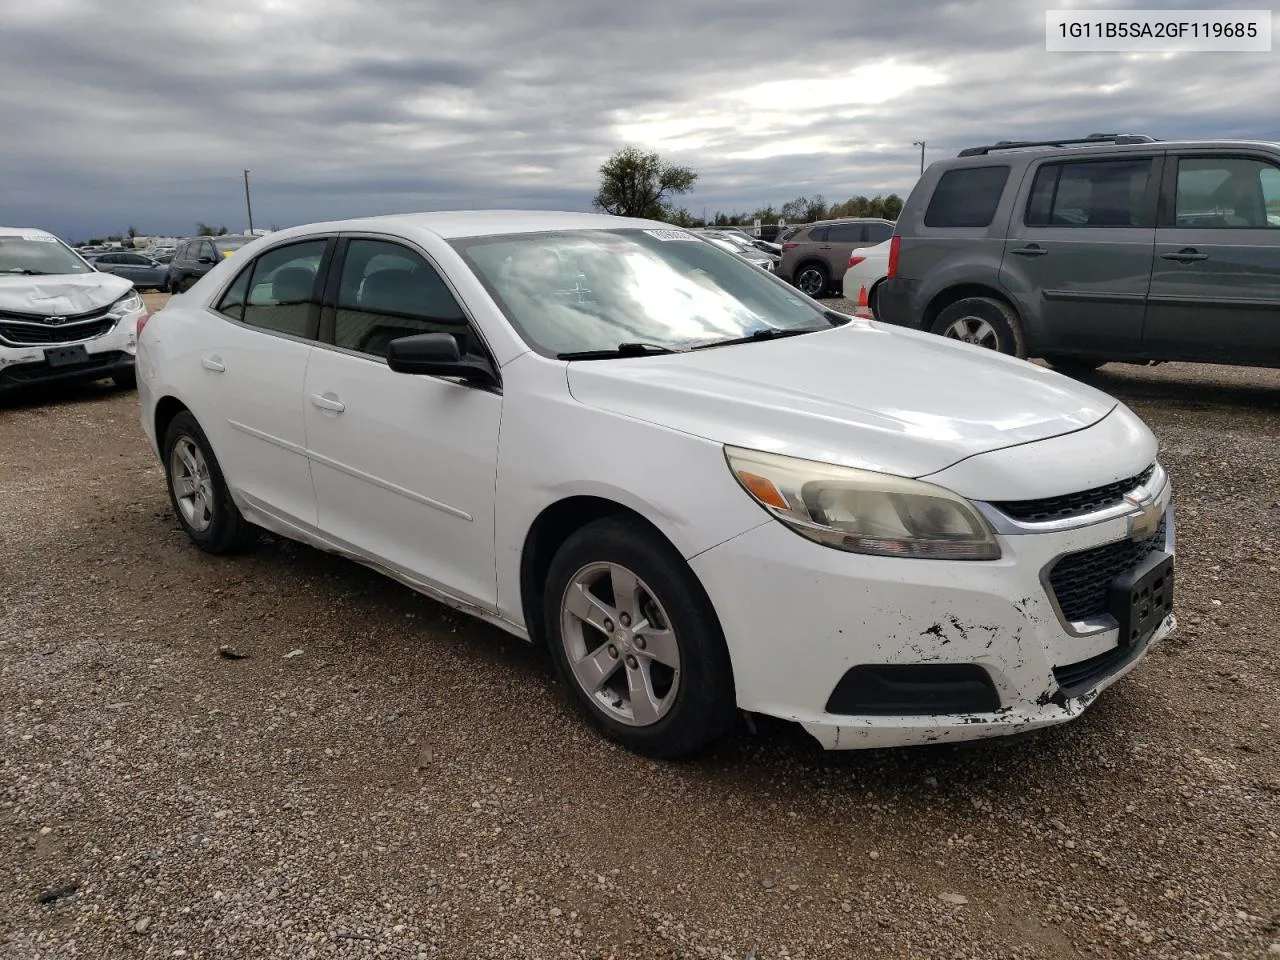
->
[994,464,1156,523]
[0,306,116,346]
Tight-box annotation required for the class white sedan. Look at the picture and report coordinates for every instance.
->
[841,237,892,317]
[137,211,1176,758]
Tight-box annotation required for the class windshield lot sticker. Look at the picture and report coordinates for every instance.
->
[643,229,700,241]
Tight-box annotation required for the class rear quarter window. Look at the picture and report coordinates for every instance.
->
[924,165,1011,228]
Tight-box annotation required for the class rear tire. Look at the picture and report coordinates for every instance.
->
[930,296,1026,358]
[543,517,737,759]
[1043,355,1105,377]
[162,411,259,554]
[794,262,830,298]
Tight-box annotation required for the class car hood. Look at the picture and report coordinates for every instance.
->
[0,272,131,315]
[565,321,1120,479]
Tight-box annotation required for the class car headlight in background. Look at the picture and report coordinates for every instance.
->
[725,446,1001,560]
[110,291,144,315]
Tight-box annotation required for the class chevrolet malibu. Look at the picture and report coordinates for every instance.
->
[136,211,1176,758]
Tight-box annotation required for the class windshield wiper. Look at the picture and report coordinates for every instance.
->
[690,325,831,351]
[557,342,684,360]
[3,268,53,275]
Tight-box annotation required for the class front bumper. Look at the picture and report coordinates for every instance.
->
[0,309,141,393]
[689,486,1176,750]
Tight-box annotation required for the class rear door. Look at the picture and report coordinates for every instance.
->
[1143,150,1280,365]
[1000,153,1162,357]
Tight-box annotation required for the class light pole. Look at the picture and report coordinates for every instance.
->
[243,169,255,234]
[912,141,926,175]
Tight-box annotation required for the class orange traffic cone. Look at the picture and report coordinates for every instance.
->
[854,285,872,319]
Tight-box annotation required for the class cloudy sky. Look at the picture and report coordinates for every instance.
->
[3,0,1277,240]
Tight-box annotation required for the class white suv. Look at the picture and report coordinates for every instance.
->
[136,211,1176,759]
[0,227,146,393]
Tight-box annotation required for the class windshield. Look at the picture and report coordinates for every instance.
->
[451,228,832,356]
[0,234,92,276]
[213,236,253,253]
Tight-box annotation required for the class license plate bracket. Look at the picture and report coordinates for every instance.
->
[1109,551,1174,647]
[44,344,90,367]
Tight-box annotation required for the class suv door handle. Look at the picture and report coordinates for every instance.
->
[1161,248,1208,262]
[310,392,345,413]
[1011,244,1047,257]
[201,356,225,372]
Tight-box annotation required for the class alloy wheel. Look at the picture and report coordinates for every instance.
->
[942,316,1001,349]
[170,436,215,532]
[796,267,826,297]
[559,562,681,727]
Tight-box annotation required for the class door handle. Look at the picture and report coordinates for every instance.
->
[310,393,345,413]
[1161,248,1208,262]
[201,356,225,372]
[1011,244,1047,257]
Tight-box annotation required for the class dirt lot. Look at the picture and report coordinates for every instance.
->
[2,293,1278,959]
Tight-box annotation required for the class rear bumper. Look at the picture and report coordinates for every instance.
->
[874,278,922,328]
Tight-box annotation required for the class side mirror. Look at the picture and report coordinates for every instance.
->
[197,256,215,264]
[386,332,498,387]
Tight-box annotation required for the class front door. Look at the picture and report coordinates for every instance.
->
[191,237,332,530]
[1000,154,1161,357]
[303,237,503,610]
[1143,151,1280,366]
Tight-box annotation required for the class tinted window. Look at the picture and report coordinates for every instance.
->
[239,240,327,338]
[924,166,1010,228]
[96,254,119,264]
[865,222,894,242]
[334,239,471,359]
[825,223,865,243]
[806,226,829,242]
[215,263,253,322]
[1174,156,1280,229]
[1026,159,1152,227]
[122,253,149,265]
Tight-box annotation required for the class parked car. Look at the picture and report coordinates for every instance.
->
[166,235,256,293]
[778,218,896,297]
[704,227,783,256]
[0,227,145,392]
[137,210,1175,759]
[693,230,781,271]
[876,133,1280,372]
[91,250,170,290]
[841,238,892,317]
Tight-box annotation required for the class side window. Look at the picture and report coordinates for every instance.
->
[806,226,830,242]
[1026,159,1152,227]
[215,263,253,322]
[238,240,327,338]
[1174,156,1280,228]
[924,166,1010,228]
[333,239,470,359]
[865,222,894,242]
[96,254,118,265]
[825,223,866,243]
[123,253,148,265]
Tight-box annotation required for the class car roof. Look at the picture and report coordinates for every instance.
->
[259,210,676,244]
[0,226,58,239]
[949,138,1280,163]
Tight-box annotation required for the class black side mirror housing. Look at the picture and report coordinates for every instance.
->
[387,332,498,387]
[197,256,215,264]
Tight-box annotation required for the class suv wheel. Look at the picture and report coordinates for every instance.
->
[794,263,829,298]
[931,297,1026,358]
[543,517,737,759]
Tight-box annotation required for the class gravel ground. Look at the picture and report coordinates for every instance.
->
[2,293,1278,959]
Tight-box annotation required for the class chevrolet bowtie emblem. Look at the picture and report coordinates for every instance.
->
[1124,487,1162,541]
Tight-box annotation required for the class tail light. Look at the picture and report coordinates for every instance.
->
[886,236,901,278]
[782,242,799,251]
[848,255,866,268]
[136,313,151,337]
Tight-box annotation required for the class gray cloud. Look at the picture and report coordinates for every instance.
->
[1,0,1276,239]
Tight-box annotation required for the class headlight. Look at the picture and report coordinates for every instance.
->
[725,446,1001,560]
[110,291,144,315]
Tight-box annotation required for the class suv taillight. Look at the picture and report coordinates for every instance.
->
[782,242,799,251]
[848,255,865,268]
[136,313,151,337]
[886,236,901,278]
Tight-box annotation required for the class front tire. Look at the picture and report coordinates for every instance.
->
[162,411,259,553]
[930,296,1027,358]
[543,517,737,759]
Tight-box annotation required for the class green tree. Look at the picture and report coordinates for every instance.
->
[196,223,229,236]
[127,225,138,239]
[593,147,698,220]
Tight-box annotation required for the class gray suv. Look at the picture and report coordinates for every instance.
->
[876,133,1280,373]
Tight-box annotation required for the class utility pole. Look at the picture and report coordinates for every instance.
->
[912,141,926,176]
[243,169,255,234]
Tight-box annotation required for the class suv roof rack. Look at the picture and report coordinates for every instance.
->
[957,133,1158,157]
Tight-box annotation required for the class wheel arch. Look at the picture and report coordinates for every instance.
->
[154,394,191,447]
[922,284,1019,333]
